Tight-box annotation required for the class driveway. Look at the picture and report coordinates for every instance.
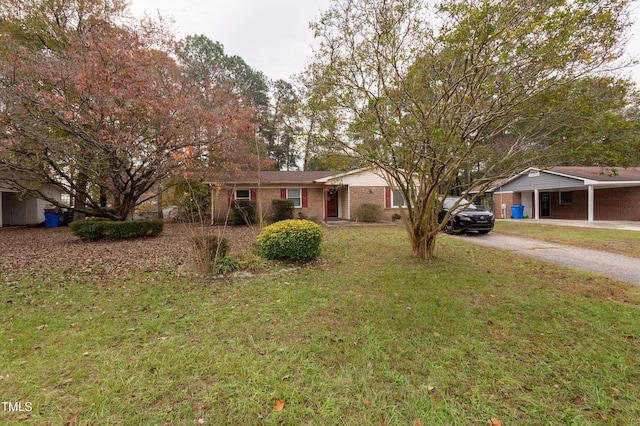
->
[451,232,640,285]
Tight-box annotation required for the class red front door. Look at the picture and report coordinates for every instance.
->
[327,189,339,217]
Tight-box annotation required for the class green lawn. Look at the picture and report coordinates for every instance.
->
[494,220,640,258]
[1,226,639,424]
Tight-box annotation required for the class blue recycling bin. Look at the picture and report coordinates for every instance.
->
[44,212,61,228]
[510,205,524,220]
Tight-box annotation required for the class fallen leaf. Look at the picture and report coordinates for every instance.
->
[427,386,435,391]
[573,395,585,405]
[612,387,621,396]
[65,414,79,425]
[413,419,424,426]
[490,418,502,426]
[196,418,205,424]
[274,400,285,412]
[363,399,371,407]
[17,413,29,420]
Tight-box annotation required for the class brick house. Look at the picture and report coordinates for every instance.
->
[492,166,640,221]
[208,167,408,224]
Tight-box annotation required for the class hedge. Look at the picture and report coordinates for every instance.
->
[271,199,294,222]
[232,200,257,226]
[355,203,383,222]
[70,218,164,241]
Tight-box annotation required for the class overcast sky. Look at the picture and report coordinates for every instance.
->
[130,0,640,83]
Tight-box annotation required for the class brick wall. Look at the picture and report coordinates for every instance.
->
[595,187,640,220]
[210,186,326,224]
[349,186,390,220]
[492,192,516,218]
[303,188,325,222]
[548,190,587,219]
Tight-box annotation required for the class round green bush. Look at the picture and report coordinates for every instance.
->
[256,219,323,261]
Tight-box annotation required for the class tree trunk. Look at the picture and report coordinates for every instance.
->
[156,184,164,220]
[73,174,88,221]
[409,225,437,261]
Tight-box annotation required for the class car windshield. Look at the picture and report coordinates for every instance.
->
[443,197,480,210]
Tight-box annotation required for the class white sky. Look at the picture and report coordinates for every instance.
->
[130,0,333,81]
[130,0,640,84]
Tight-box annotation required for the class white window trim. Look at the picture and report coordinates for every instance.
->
[286,188,302,208]
[235,189,251,200]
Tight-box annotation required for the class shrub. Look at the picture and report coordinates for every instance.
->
[355,203,383,223]
[271,199,294,222]
[257,219,322,261]
[213,256,241,274]
[232,200,256,225]
[190,234,230,274]
[70,218,163,241]
[391,213,402,222]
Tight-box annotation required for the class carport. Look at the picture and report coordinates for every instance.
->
[492,167,640,222]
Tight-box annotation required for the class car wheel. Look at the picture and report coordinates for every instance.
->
[444,220,458,234]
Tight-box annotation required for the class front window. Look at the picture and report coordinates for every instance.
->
[560,191,572,205]
[235,189,250,200]
[287,188,302,207]
[392,190,407,208]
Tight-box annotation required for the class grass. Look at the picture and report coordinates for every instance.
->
[494,220,640,258]
[1,226,639,424]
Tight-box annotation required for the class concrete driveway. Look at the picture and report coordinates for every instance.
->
[451,222,640,285]
[505,218,640,232]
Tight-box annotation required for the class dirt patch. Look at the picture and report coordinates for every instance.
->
[0,222,261,281]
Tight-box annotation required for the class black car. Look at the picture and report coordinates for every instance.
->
[438,196,495,234]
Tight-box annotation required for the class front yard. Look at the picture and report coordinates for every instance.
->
[1,224,639,424]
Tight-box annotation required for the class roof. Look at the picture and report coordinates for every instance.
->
[208,170,336,185]
[314,167,375,183]
[548,166,640,182]
[493,166,640,192]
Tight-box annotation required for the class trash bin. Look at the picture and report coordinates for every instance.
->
[44,212,61,228]
[510,205,524,220]
[44,204,61,228]
[60,208,74,226]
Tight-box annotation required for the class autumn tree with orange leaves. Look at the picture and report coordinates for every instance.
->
[0,0,258,220]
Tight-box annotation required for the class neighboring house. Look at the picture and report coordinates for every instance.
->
[0,185,63,227]
[0,168,64,227]
[491,166,640,221]
[208,167,407,224]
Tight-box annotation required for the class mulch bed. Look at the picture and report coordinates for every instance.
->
[0,222,260,281]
